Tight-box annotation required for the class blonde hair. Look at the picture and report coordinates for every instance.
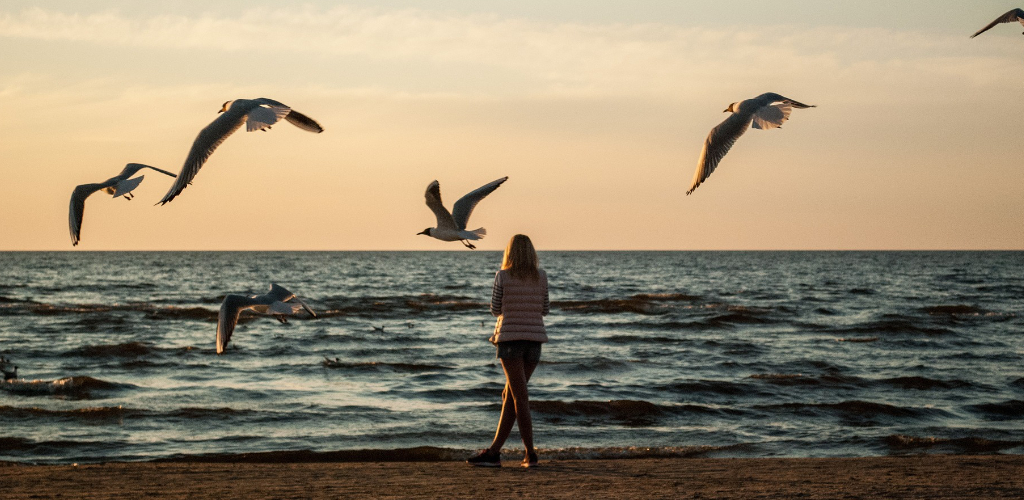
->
[501,234,540,281]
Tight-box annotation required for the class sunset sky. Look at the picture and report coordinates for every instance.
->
[1,1,1022,250]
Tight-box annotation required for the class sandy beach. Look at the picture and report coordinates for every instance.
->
[2,454,1022,499]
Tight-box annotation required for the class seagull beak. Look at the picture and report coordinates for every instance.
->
[416,229,429,235]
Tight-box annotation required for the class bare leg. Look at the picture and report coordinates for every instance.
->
[487,356,538,454]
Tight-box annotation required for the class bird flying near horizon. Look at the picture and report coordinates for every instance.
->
[971,8,1024,38]
[69,163,177,246]
[217,283,316,354]
[687,93,815,196]
[158,98,324,205]
[417,176,508,249]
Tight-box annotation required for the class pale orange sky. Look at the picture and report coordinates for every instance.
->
[1,1,1022,250]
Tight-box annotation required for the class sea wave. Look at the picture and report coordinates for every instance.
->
[0,405,138,420]
[1,376,126,397]
[965,400,1024,420]
[149,444,753,464]
[666,380,767,397]
[765,400,949,419]
[830,319,955,336]
[321,359,454,372]
[65,342,154,358]
[553,293,701,315]
[921,305,989,316]
[878,376,969,390]
[885,434,1024,453]
[530,399,742,424]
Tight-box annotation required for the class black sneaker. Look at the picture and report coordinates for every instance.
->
[521,450,539,468]
[466,449,501,467]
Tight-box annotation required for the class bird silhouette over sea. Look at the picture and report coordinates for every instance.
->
[418,176,508,249]
[971,8,1024,38]
[69,163,177,246]
[687,93,814,195]
[158,98,324,204]
[216,283,316,354]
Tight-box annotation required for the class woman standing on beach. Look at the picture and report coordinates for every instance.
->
[467,234,550,468]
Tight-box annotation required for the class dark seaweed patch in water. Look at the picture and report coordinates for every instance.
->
[767,400,946,419]
[0,296,33,304]
[848,288,876,295]
[922,305,988,316]
[834,319,954,336]
[1,376,126,399]
[65,342,153,358]
[878,376,968,391]
[555,294,701,315]
[165,407,259,420]
[0,436,102,455]
[419,385,505,402]
[632,293,702,302]
[750,373,821,387]
[313,294,484,317]
[532,399,665,426]
[666,380,758,396]
[966,400,1024,420]
[405,295,482,312]
[531,399,741,425]
[0,405,142,420]
[321,359,453,372]
[144,306,218,321]
[555,299,667,315]
[885,434,1024,453]
[26,303,112,316]
[836,337,879,343]
[602,334,687,345]
[0,437,35,451]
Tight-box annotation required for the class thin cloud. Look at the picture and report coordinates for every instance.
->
[1,6,1016,98]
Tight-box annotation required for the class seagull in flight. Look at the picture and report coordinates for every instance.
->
[687,93,815,195]
[417,176,508,249]
[971,8,1024,38]
[158,98,324,205]
[69,163,177,246]
[217,283,317,354]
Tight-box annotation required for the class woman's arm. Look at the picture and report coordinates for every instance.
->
[490,272,503,317]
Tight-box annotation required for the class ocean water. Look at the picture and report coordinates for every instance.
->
[1,251,1022,464]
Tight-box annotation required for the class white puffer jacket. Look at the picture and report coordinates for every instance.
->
[489,269,550,344]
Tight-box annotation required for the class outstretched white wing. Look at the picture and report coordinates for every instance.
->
[451,176,508,230]
[159,107,249,204]
[687,113,750,195]
[246,105,291,132]
[69,183,108,246]
[751,103,792,130]
[971,8,1024,38]
[424,180,456,230]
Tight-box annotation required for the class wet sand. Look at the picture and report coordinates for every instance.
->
[2,454,1023,499]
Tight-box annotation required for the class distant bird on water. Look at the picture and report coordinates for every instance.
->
[687,93,815,195]
[69,163,177,246]
[158,98,324,205]
[418,177,508,249]
[1,357,17,381]
[217,283,316,354]
[971,8,1024,38]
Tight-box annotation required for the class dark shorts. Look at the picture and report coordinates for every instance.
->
[496,340,543,363]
